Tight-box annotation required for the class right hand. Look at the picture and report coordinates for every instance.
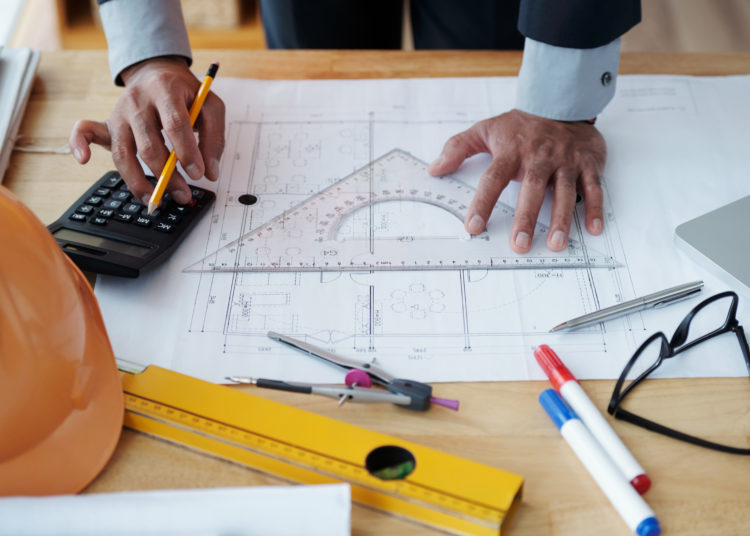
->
[69,57,226,206]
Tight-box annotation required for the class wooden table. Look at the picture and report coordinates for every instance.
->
[6,50,750,536]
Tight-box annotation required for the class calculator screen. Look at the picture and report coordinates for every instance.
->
[53,228,153,258]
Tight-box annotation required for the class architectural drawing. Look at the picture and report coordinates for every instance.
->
[96,76,750,384]
[180,112,638,382]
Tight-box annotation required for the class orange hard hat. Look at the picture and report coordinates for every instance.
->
[0,185,123,495]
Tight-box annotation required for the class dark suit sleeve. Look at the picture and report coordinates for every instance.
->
[518,0,641,49]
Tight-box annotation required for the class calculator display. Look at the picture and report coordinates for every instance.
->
[53,228,153,258]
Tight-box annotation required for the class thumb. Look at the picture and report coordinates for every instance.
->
[69,120,112,164]
[426,123,487,176]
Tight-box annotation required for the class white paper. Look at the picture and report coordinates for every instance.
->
[95,74,750,384]
[0,46,40,182]
[0,484,351,536]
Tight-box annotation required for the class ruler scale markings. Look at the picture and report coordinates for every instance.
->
[185,149,619,273]
[125,393,499,515]
[121,366,523,535]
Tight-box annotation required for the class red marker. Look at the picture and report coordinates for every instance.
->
[534,344,651,494]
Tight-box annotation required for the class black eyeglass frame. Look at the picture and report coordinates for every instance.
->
[608,291,750,454]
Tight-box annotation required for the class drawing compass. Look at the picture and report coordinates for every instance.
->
[227,331,459,411]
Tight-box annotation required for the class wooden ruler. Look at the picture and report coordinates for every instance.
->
[121,365,523,535]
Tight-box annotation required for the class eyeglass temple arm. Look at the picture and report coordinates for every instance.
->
[610,407,750,455]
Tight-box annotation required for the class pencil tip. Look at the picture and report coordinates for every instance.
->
[147,201,157,214]
[549,324,563,333]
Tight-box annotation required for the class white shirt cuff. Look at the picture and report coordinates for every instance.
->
[100,0,192,86]
[515,37,621,121]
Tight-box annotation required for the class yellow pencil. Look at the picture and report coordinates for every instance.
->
[147,61,220,214]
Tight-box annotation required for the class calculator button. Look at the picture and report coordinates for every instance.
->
[104,199,123,210]
[114,212,134,223]
[134,216,152,227]
[85,196,103,206]
[111,190,131,201]
[141,207,160,218]
[69,213,87,222]
[123,203,141,214]
[154,222,174,233]
[95,187,112,197]
[172,205,188,214]
[102,175,122,189]
[190,188,205,200]
[97,208,115,219]
[164,212,182,223]
[90,217,108,226]
[119,183,131,191]
[76,204,95,214]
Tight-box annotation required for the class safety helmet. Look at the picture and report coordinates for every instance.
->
[0,185,123,495]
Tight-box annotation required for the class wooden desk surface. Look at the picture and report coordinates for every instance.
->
[5,50,750,536]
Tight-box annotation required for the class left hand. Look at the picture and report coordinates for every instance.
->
[427,109,606,253]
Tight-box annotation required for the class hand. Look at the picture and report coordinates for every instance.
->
[69,57,226,205]
[427,109,606,253]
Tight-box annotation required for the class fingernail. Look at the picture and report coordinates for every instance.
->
[172,189,191,205]
[209,158,220,180]
[550,230,566,249]
[73,147,84,162]
[592,218,603,234]
[140,194,152,206]
[515,231,530,249]
[427,155,444,173]
[185,162,202,180]
[467,214,485,234]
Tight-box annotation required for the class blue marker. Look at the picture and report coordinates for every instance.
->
[539,389,661,536]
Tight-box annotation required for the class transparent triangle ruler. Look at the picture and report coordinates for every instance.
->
[185,149,619,273]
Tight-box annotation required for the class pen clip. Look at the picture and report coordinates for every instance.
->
[652,286,702,308]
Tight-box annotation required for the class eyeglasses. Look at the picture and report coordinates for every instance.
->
[608,291,750,454]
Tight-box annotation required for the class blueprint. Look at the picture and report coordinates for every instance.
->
[95,75,750,384]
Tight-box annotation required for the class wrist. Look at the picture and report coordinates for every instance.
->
[121,56,191,86]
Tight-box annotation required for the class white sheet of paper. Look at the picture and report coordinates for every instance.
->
[0,484,350,536]
[94,74,750,384]
[0,46,39,182]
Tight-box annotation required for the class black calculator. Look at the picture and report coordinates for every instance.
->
[48,171,215,278]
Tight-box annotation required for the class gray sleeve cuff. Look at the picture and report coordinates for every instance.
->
[99,0,192,86]
[515,37,621,121]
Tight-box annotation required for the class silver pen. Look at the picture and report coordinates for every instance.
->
[550,280,704,332]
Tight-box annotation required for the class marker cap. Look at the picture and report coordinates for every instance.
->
[539,389,577,429]
[636,516,661,536]
[534,344,577,391]
[631,474,653,495]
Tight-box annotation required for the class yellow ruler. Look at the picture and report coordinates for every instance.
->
[121,365,523,536]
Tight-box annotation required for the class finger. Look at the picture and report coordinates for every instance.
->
[510,165,554,253]
[109,122,153,205]
[427,124,488,176]
[464,153,518,234]
[580,168,604,235]
[164,169,193,205]
[68,120,112,164]
[196,93,226,182]
[155,94,204,181]
[129,110,193,205]
[130,108,170,177]
[546,168,578,251]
